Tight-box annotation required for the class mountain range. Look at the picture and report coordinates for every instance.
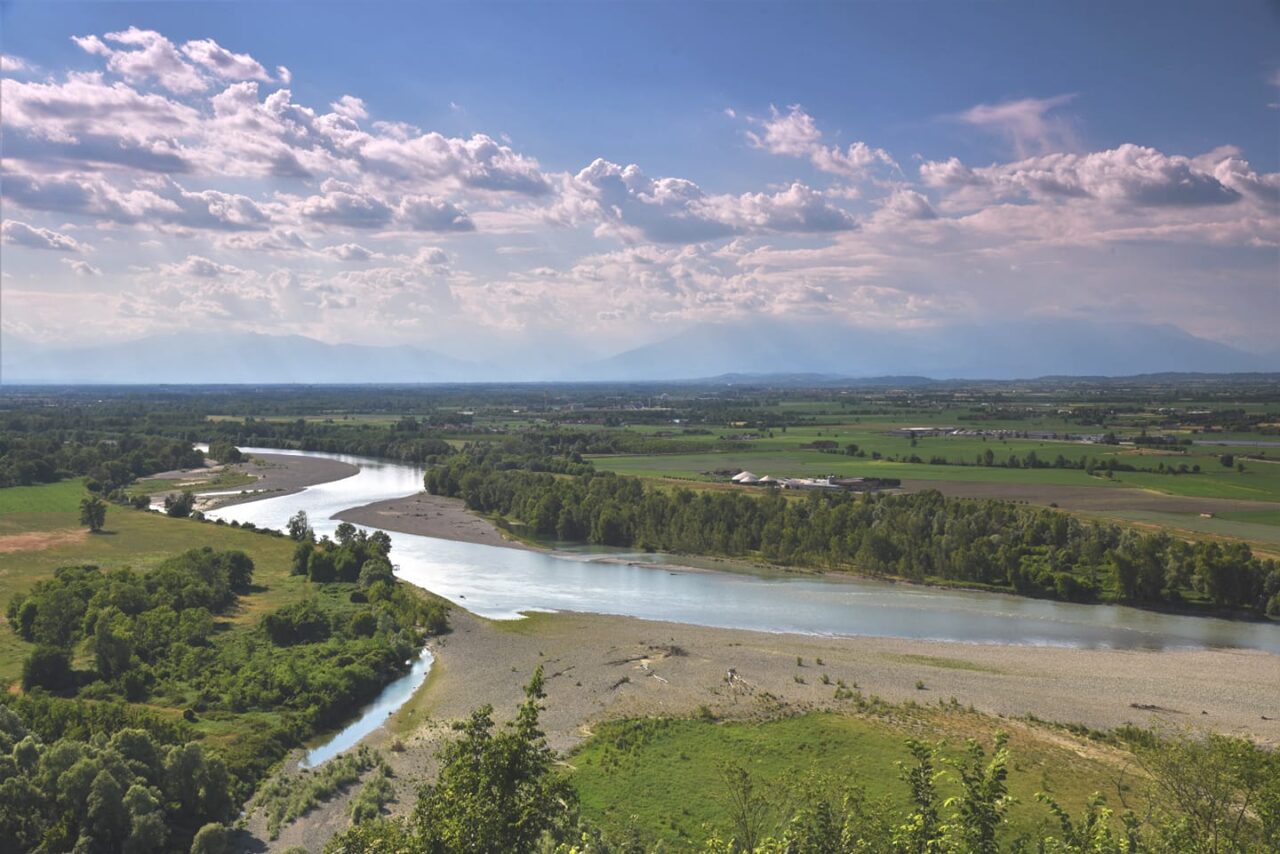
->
[2,320,1275,384]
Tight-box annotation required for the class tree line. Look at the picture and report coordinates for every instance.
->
[426,454,1280,614]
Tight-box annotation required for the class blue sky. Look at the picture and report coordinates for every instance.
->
[2,1,1277,361]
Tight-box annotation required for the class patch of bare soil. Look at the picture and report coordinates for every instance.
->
[0,528,89,553]
[335,492,531,550]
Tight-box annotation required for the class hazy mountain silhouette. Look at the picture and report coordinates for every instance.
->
[1,332,475,384]
[2,321,1273,384]
[585,319,1275,380]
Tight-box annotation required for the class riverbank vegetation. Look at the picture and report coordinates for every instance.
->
[0,480,448,852]
[427,453,1280,614]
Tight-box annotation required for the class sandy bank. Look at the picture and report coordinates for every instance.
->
[405,609,1280,755]
[335,490,532,550]
[140,452,359,511]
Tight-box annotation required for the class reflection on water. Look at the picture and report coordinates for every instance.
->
[300,649,433,768]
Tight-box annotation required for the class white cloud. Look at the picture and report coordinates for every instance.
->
[557,158,855,242]
[296,180,394,229]
[161,255,244,278]
[330,94,368,121]
[62,258,102,276]
[72,27,207,94]
[1,55,29,73]
[181,38,270,82]
[746,105,897,177]
[920,145,1271,209]
[2,220,84,251]
[324,242,379,262]
[877,190,938,221]
[397,195,475,232]
[956,94,1078,156]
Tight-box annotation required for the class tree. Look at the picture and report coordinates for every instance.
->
[330,666,578,854]
[21,645,74,692]
[94,611,135,682]
[287,510,313,542]
[206,441,243,465]
[417,665,577,851]
[165,491,196,518]
[189,822,231,854]
[79,496,107,533]
[719,763,775,851]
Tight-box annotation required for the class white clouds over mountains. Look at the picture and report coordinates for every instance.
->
[2,27,1276,356]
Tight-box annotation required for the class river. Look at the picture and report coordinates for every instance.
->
[202,447,1279,763]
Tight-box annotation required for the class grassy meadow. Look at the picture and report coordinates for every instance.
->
[570,710,1139,849]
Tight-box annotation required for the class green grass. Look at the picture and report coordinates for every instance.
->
[1217,508,1280,527]
[127,468,258,498]
[880,653,1005,674]
[1094,509,1280,542]
[0,479,87,519]
[569,711,1131,849]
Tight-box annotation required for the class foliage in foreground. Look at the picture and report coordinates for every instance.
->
[326,666,577,853]
[326,673,1278,854]
[254,745,386,839]
[0,706,233,853]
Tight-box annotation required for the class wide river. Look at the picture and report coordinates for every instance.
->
[208,447,1279,655]
[202,447,1278,765]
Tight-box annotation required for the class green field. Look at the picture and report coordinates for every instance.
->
[570,712,1134,849]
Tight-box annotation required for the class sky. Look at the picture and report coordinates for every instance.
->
[1,0,1278,365]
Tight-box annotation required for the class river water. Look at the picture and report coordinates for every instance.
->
[202,447,1279,763]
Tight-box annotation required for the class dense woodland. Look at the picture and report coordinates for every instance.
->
[2,529,448,852]
[427,453,1280,614]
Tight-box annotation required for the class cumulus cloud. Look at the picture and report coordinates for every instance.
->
[877,190,938,221]
[558,158,855,242]
[6,25,1276,353]
[181,38,270,82]
[324,242,379,262]
[397,195,475,232]
[161,255,244,278]
[62,258,101,276]
[1,55,29,73]
[72,27,207,93]
[330,95,368,121]
[2,220,84,251]
[2,72,201,172]
[296,180,394,228]
[957,94,1077,156]
[746,105,897,177]
[921,144,1264,208]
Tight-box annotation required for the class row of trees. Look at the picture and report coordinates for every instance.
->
[426,455,1280,613]
[0,432,203,490]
